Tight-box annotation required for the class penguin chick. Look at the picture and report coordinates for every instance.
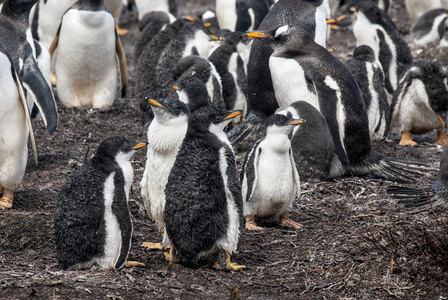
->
[276,101,335,183]
[388,146,448,210]
[241,114,305,230]
[173,77,212,111]
[345,45,389,140]
[49,0,128,109]
[410,8,448,47]
[164,106,245,270]
[54,137,147,271]
[404,0,447,24]
[140,97,190,250]
[389,60,448,146]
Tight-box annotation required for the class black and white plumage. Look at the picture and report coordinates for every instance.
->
[404,0,448,24]
[0,0,58,210]
[239,25,419,181]
[174,77,214,111]
[349,1,413,96]
[389,60,448,146]
[216,0,270,32]
[140,98,190,250]
[228,0,328,144]
[54,137,147,270]
[276,101,335,182]
[388,146,448,210]
[345,45,389,140]
[134,0,177,21]
[410,8,448,47]
[164,105,245,270]
[241,114,304,230]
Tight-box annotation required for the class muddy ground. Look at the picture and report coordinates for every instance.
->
[2,0,448,299]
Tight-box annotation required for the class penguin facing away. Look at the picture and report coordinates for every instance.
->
[388,146,448,210]
[276,101,336,183]
[410,8,448,47]
[49,0,128,109]
[164,105,245,270]
[0,0,58,210]
[140,98,190,251]
[55,137,147,270]
[344,45,389,140]
[241,114,305,231]
[389,60,448,146]
[134,0,177,21]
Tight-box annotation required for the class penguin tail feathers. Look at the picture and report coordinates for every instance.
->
[387,186,436,208]
[227,111,265,145]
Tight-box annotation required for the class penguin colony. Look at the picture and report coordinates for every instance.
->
[1,0,448,272]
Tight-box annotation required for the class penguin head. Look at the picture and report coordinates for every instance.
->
[265,114,306,137]
[175,55,212,85]
[347,1,387,27]
[173,77,211,112]
[147,97,190,125]
[94,137,147,164]
[191,105,242,133]
[352,45,376,63]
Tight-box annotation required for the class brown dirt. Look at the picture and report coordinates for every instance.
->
[2,0,448,299]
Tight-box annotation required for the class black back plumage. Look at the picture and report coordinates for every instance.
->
[54,137,138,270]
[164,106,243,264]
[175,76,212,111]
[235,0,270,32]
[411,9,448,45]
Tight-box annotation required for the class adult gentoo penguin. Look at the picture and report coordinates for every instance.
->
[410,8,448,47]
[49,0,128,109]
[389,60,448,146]
[388,146,448,210]
[241,114,304,231]
[55,137,147,270]
[140,98,190,251]
[276,101,335,182]
[228,0,329,144]
[347,1,413,96]
[215,0,270,32]
[243,25,417,180]
[344,45,389,140]
[0,0,58,210]
[164,106,245,270]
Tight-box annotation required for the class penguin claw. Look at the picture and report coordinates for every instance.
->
[279,218,302,229]
[399,131,417,146]
[0,190,13,210]
[245,221,263,231]
[140,242,163,250]
[436,131,448,146]
[123,261,145,268]
[227,262,246,271]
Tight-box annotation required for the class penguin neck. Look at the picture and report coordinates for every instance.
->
[263,130,292,154]
[76,0,105,10]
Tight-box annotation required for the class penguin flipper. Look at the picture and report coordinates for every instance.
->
[48,26,60,58]
[289,149,301,199]
[115,30,128,98]
[22,55,58,135]
[244,141,262,203]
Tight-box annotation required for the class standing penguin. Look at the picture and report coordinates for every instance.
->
[140,98,190,250]
[241,114,305,230]
[410,8,448,47]
[404,0,448,24]
[228,0,329,144]
[164,106,245,270]
[388,146,448,210]
[0,0,58,209]
[389,60,448,146]
[348,1,413,96]
[215,0,270,32]
[243,25,416,180]
[49,0,128,109]
[55,137,147,270]
[276,101,335,182]
[345,45,389,140]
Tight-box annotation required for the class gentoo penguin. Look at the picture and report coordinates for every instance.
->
[348,1,413,96]
[174,77,214,111]
[140,98,190,251]
[389,60,448,146]
[49,0,128,109]
[344,45,389,140]
[134,0,177,21]
[388,146,448,210]
[134,11,176,64]
[208,31,250,123]
[404,0,448,24]
[242,25,416,180]
[30,0,77,49]
[55,137,147,270]
[410,8,448,47]
[215,0,270,32]
[164,106,245,270]
[276,101,335,182]
[228,0,329,144]
[241,114,305,230]
[0,0,58,210]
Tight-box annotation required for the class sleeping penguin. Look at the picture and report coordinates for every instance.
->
[241,114,305,230]
[55,137,147,270]
[164,105,245,270]
[49,0,128,109]
[389,60,448,146]
[0,0,58,210]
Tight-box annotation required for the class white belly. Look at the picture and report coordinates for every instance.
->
[135,0,170,20]
[54,10,118,108]
[0,53,29,192]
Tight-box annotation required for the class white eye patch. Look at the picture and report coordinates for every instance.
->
[275,25,290,37]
